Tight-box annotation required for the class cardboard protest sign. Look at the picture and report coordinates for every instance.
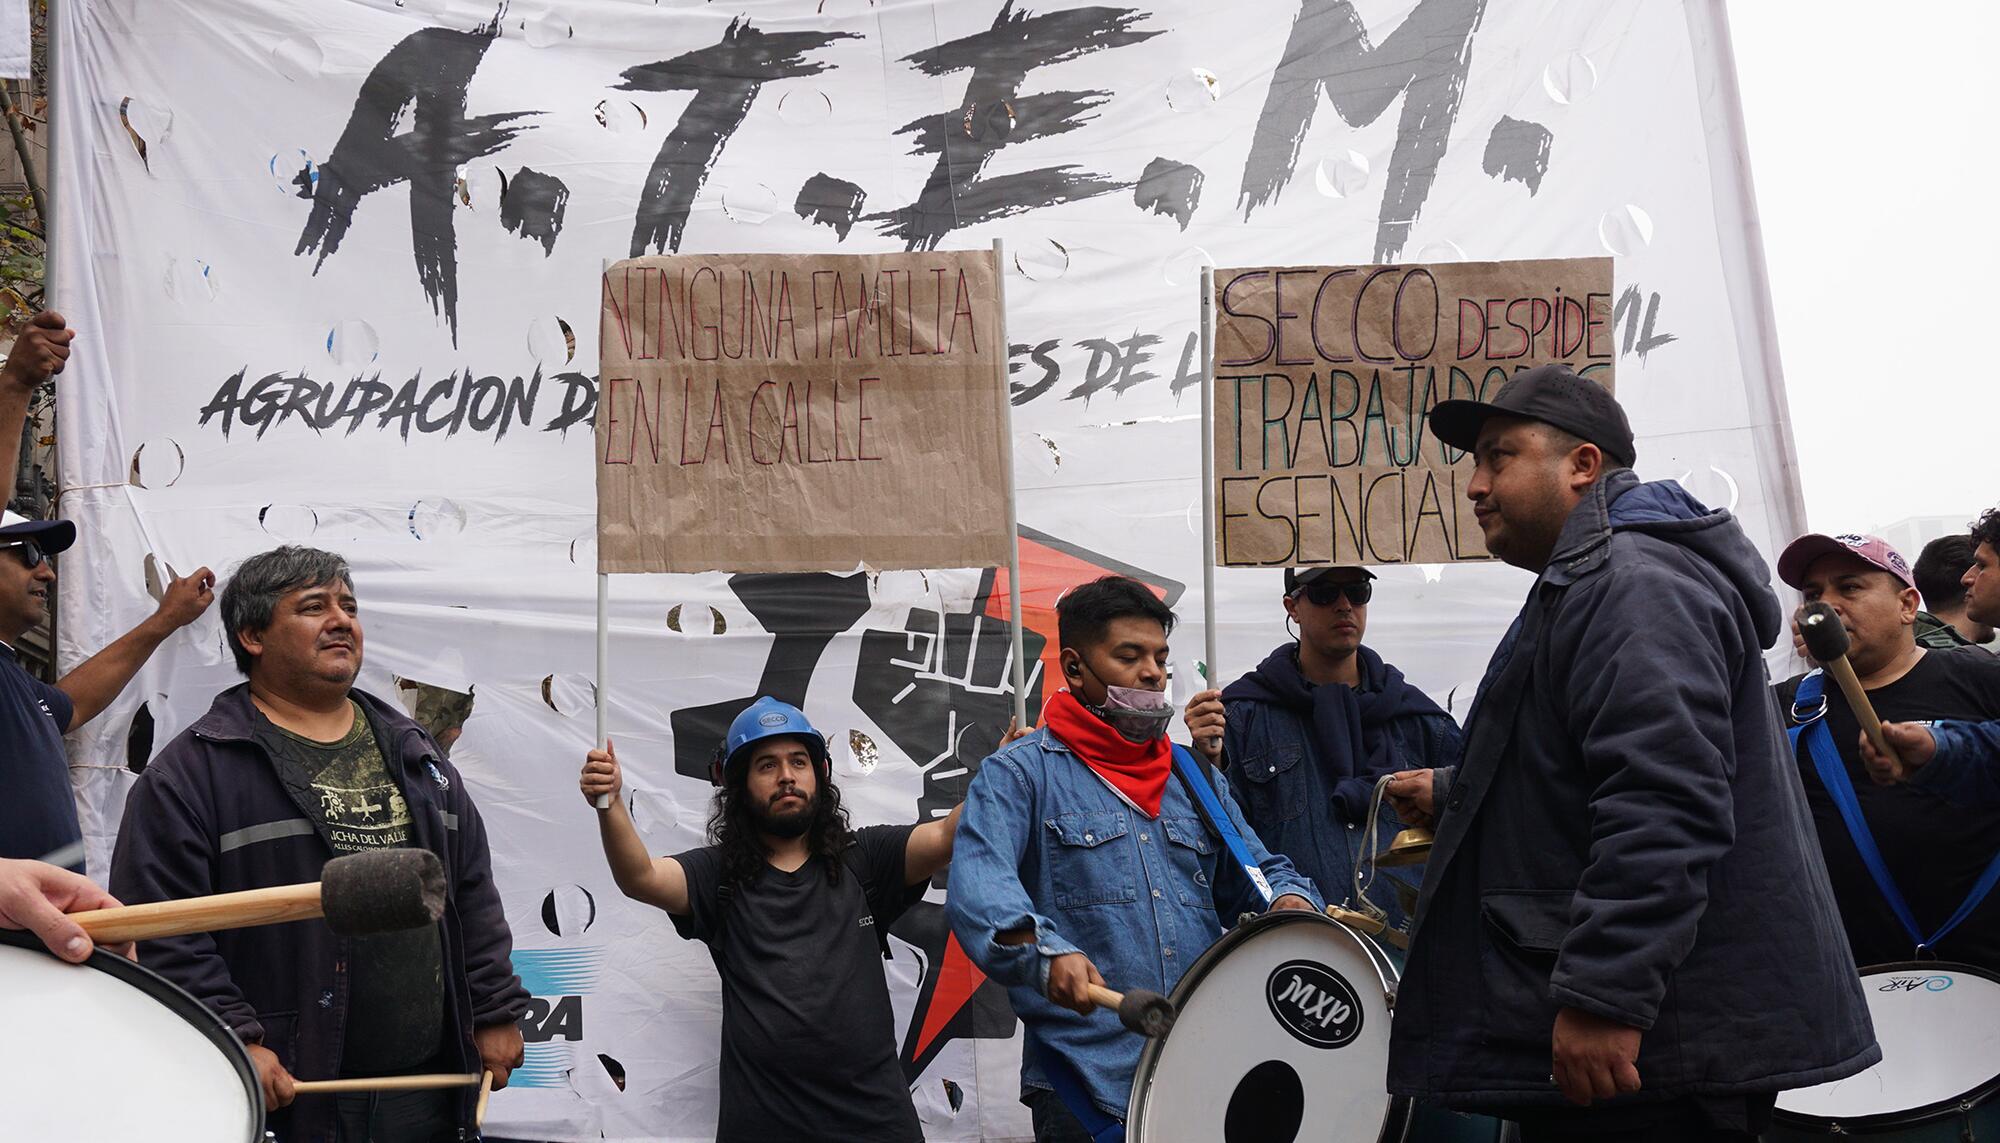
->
[1212,257,1614,567]
[597,251,1013,574]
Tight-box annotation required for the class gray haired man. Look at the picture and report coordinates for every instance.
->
[111,546,528,1143]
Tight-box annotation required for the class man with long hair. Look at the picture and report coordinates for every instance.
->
[579,697,959,1143]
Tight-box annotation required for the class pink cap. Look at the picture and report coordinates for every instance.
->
[1776,533,1915,591]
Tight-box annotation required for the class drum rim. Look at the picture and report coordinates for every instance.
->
[0,929,267,1139]
[1127,910,1400,1138]
[1771,959,2000,1132]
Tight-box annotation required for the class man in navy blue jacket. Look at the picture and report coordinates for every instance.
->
[1390,365,1876,1143]
[1181,565,1461,925]
[111,547,528,1143]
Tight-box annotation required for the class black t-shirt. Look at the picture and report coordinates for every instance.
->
[1775,646,2000,970]
[255,703,446,1075]
[0,641,78,867]
[671,824,926,1143]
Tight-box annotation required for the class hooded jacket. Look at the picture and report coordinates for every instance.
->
[1221,644,1462,923]
[110,685,529,1143]
[1387,468,1878,1106]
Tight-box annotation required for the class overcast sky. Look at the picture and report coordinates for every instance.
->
[1729,2,1999,536]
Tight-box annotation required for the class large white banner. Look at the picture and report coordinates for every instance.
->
[51,2,1797,1139]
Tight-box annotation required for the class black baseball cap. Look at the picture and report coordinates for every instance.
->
[0,510,75,554]
[1428,363,1636,467]
[1284,566,1376,593]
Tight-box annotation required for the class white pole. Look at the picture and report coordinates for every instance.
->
[1199,264,1219,692]
[993,239,1029,729]
[594,254,615,810]
[593,571,612,810]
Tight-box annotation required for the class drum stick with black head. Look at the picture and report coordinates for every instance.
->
[1798,601,1903,769]
[70,849,447,945]
[1087,983,1177,1038]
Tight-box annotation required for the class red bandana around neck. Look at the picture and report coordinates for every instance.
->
[1041,689,1172,818]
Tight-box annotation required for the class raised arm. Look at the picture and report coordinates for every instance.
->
[0,311,72,491]
[903,802,961,885]
[579,741,691,914]
[58,566,213,729]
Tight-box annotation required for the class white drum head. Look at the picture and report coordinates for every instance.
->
[1776,962,2000,1125]
[0,934,263,1141]
[1130,912,1401,1143]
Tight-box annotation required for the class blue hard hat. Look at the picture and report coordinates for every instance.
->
[720,696,830,780]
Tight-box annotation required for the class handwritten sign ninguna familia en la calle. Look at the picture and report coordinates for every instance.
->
[1212,257,1614,567]
[596,251,1012,574]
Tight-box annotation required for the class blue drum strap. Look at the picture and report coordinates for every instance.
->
[1026,1028,1125,1143]
[1171,744,1274,908]
[1790,669,2000,952]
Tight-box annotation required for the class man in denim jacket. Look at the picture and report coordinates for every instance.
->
[947,576,1321,1142]
[1182,565,1463,927]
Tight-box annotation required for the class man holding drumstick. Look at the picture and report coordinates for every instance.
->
[1772,529,2000,972]
[111,547,528,1143]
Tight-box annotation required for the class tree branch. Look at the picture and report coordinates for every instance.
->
[0,81,47,226]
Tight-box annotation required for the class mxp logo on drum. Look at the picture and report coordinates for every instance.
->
[1265,960,1364,1048]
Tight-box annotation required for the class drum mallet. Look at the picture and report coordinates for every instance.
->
[292,1073,483,1096]
[1798,601,1904,772]
[1087,983,1177,1038]
[475,1070,495,1128]
[70,848,447,945]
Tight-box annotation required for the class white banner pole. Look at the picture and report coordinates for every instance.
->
[593,570,612,810]
[594,255,614,810]
[993,239,1029,730]
[1199,264,1219,692]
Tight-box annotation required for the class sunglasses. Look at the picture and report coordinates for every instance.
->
[2,539,46,570]
[1294,579,1372,607]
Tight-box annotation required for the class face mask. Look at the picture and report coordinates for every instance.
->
[1089,680,1175,744]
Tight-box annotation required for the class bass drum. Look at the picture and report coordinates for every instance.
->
[0,930,265,1141]
[1128,910,1406,1143]
[1772,961,2000,1142]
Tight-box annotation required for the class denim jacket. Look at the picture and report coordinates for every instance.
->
[946,727,1322,1121]
[1922,718,2000,806]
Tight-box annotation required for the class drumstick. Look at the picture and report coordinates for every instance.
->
[475,1070,494,1128]
[71,849,446,945]
[1798,603,1903,769]
[293,1073,483,1096]
[1087,983,1177,1037]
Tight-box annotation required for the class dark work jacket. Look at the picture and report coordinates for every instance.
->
[109,685,530,1143]
[1221,646,1463,925]
[1388,469,1878,1107]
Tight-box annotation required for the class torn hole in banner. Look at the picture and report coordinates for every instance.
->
[540,885,597,936]
[665,604,726,636]
[1014,239,1069,282]
[270,35,323,82]
[1161,244,1213,287]
[163,257,221,303]
[777,88,832,126]
[1314,150,1371,199]
[129,438,185,489]
[848,729,880,776]
[594,99,647,133]
[271,149,318,199]
[527,315,576,365]
[1542,51,1599,105]
[1418,239,1467,262]
[326,319,379,370]
[721,183,779,224]
[126,701,157,774]
[1598,204,1654,257]
[541,673,597,718]
[395,675,475,754]
[407,498,467,541]
[1166,67,1220,112]
[118,97,173,170]
[258,504,319,541]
